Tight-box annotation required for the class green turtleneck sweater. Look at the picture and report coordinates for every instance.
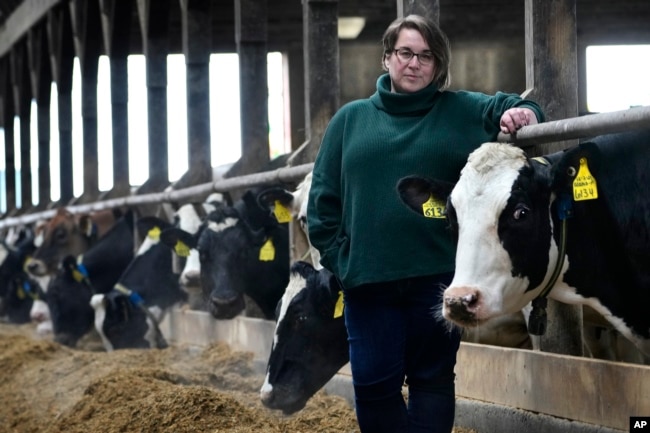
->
[307,73,545,290]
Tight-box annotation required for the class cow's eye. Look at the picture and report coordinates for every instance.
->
[54,229,67,243]
[513,204,530,220]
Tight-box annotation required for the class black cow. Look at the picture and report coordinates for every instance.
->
[260,261,348,414]
[46,211,135,347]
[0,231,43,324]
[161,186,290,320]
[398,129,650,356]
[91,217,187,350]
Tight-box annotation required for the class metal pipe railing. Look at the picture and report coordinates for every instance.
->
[498,105,650,146]
[0,163,314,230]
[2,105,649,230]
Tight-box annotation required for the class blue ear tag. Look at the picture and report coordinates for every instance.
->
[128,292,145,306]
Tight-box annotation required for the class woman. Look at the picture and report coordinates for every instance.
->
[307,14,544,433]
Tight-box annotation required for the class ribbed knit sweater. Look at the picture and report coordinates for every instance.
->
[307,73,545,290]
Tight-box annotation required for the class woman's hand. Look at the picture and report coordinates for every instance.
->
[500,107,539,134]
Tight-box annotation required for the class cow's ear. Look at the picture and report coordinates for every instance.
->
[549,141,602,194]
[160,227,197,256]
[257,187,294,209]
[257,187,295,223]
[397,176,455,216]
[77,214,94,237]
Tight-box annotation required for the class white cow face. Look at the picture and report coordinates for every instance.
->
[398,142,558,327]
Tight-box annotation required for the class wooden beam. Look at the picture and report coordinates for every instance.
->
[288,0,340,166]
[523,0,583,357]
[0,0,62,58]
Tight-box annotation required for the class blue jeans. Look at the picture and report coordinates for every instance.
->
[343,273,461,433]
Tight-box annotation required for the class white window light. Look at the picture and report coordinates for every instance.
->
[338,17,366,40]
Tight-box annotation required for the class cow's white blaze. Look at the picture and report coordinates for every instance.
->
[0,244,9,265]
[207,218,238,233]
[135,234,160,256]
[261,271,308,396]
[90,294,114,351]
[445,143,554,323]
[175,204,205,290]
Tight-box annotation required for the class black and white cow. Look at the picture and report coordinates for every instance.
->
[260,261,348,414]
[170,194,230,309]
[90,216,187,351]
[161,186,290,320]
[398,129,650,356]
[46,211,135,347]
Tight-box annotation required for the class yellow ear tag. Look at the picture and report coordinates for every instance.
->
[72,269,84,283]
[572,157,598,201]
[273,200,292,223]
[147,226,161,241]
[174,240,190,257]
[259,238,276,261]
[333,290,344,318]
[17,286,26,300]
[422,194,446,218]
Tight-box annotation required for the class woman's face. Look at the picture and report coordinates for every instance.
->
[384,28,436,94]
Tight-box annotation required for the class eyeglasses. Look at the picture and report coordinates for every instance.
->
[393,48,435,66]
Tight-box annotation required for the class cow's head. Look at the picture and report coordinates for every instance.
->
[172,196,228,295]
[27,208,96,276]
[162,188,289,320]
[257,172,322,269]
[260,261,348,414]
[46,255,96,347]
[398,142,561,327]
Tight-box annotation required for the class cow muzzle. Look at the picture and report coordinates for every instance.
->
[443,286,483,327]
[26,259,47,277]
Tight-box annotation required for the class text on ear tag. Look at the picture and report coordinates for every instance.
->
[174,240,190,257]
[273,201,292,223]
[422,194,446,218]
[573,157,598,201]
[259,238,276,261]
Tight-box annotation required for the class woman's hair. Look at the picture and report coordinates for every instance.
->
[381,14,451,90]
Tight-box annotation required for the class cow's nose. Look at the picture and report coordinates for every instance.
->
[443,286,481,325]
[180,271,201,291]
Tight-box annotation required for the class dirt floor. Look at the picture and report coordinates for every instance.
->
[0,322,477,433]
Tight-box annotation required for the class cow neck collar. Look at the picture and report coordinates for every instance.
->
[112,283,168,349]
[70,255,95,293]
[527,158,573,336]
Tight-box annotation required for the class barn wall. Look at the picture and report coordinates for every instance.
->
[338,39,529,106]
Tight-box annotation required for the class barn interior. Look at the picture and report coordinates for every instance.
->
[0,2,649,432]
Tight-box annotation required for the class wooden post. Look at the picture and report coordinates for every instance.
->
[27,24,53,209]
[225,0,269,181]
[69,0,103,203]
[180,0,212,185]
[1,59,17,214]
[136,0,170,190]
[288,0,340,166]
[524,0,583,356]
[47,5,75,204]
[10,41,34,212]
[99,0,134,197]
[396,0,440,23]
